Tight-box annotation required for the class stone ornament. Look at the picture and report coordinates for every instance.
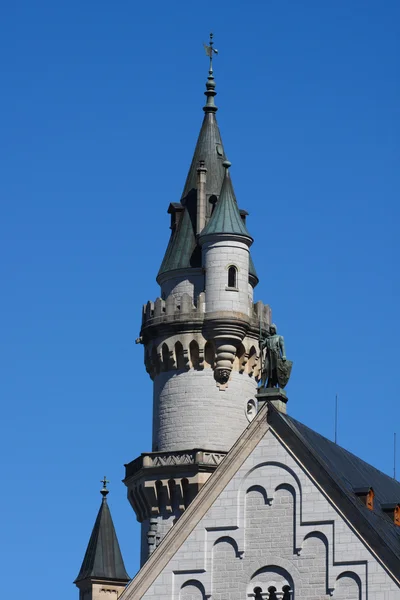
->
[246,399,257,422]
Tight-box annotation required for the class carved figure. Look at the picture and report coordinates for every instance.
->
[261,324,292,388]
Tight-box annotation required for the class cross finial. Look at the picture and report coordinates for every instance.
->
[204,32,218,75]
[100,476,109,498]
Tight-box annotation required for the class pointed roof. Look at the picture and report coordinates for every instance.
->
[75,482,130,584]
[121,403,400,598]
[157,57,258,284]
[200,161,253,241]
[157,90,226,280]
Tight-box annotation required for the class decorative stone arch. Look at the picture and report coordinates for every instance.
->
[246,484,272,506]
[212,535,241,558]
[302,531,330,592]
[334,571,362,600]
[248,565,294,599]
[175,341,186,370]
[246,345,258,376]
[238,461,302,530]
[233,342,247,373]
[179,579,207,600]
[160,342,173,372]
[189,340,200,370]
[204,340,215,368]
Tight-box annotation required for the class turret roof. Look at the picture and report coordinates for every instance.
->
[200,161,252,241]
[157,60,258,283]
[75,484,130,584]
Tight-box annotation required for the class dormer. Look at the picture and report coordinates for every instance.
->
[381,503,400,526]
[354,486,374,511]
[167,203,184,232]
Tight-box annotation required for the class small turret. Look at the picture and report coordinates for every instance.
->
[199,160,254,385]
[74,479,130,600]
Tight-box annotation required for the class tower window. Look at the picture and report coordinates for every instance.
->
[228,265,237,288]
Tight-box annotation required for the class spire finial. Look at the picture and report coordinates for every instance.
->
[204,32,218,76]
[100,476,109,498]
[203,33,218,113]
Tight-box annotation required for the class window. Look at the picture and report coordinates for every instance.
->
[228,265,237,288]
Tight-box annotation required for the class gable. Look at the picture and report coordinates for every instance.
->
[121,409,400,599]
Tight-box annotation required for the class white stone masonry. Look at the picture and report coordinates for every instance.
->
[132,428,400,600]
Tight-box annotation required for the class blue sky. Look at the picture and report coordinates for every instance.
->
[0,0,399,597]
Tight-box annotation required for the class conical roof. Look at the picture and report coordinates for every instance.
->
[157,111,226,279]
[200,161,253,241]
[75,487,130,583]
[157,56,258,284]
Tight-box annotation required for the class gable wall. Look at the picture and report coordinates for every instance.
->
[138,427,400,599]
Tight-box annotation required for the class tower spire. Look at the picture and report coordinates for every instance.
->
[74,480,130,599]
[203,32,218,113]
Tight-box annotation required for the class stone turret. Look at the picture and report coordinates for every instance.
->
[124,42,272,566]
[199,160,254,386]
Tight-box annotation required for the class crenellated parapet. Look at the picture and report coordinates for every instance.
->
[140,292,271,386]
[141,293,271,330]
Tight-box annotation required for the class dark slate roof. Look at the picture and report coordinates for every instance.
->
[268,405,400,579]
[75,495,130,583]
[157,81,258,284]
[200,163,252,240]
[181,111,227,205]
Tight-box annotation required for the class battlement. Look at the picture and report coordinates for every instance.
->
[141,293,272,330]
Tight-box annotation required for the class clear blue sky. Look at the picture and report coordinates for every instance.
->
[1,0,399,597]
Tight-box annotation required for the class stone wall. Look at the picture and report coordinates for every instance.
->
[153,369,258,452]
[202,239,250,315]
[134,429,400,599]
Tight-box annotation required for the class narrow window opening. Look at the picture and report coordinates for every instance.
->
[228,265,237,288]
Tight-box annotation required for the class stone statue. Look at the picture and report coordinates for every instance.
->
[260,324,292,389]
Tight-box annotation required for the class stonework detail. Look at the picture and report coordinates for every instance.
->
[124,429,400,600]
[140,292,271,384]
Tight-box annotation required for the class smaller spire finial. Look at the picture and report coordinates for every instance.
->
[100,476,109,498]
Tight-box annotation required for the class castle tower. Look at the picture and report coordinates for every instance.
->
[124,37,272,565]
[74,480,130,599]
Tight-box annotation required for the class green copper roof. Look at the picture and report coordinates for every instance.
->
[200,162,253,241]
[75,490,130,583]
[157,70,258,284]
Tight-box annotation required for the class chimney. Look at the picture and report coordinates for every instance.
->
[196,160,207,234]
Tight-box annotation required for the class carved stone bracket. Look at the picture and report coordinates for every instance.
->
[124,449,227,523]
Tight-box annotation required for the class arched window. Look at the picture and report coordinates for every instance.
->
[228,265,237,288]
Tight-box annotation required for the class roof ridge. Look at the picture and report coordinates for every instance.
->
[288,415,400,488]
